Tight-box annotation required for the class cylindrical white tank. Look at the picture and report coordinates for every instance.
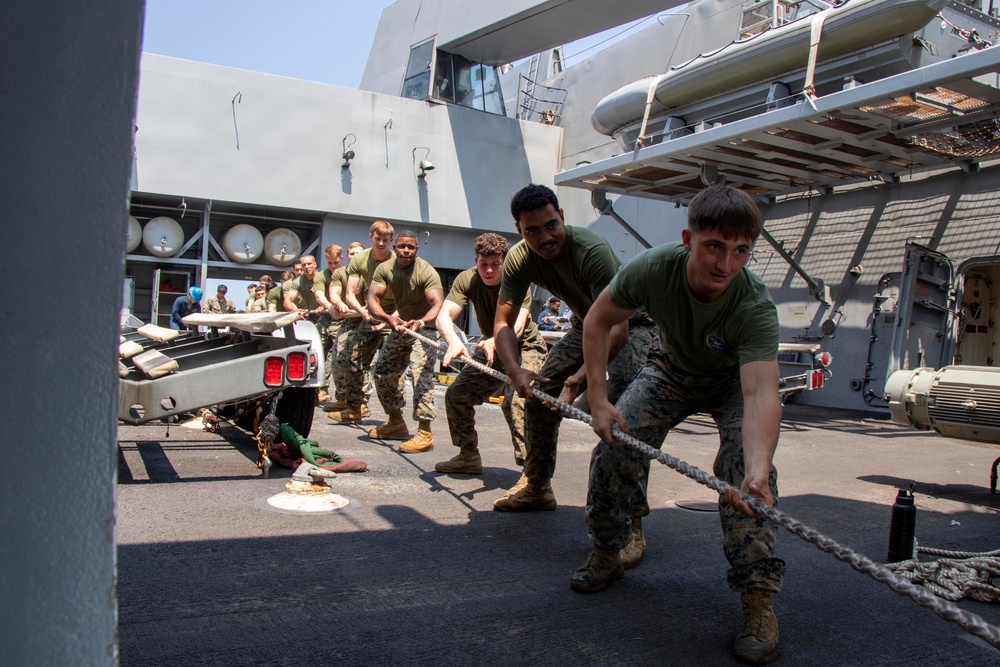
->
[142,216,185,257]
[222,224,265,264]
[126,215,142,254]
[263,228,301,267]
[885,365,1000,444]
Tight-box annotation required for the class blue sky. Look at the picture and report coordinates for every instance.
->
[141,0,392,88]
[141,1,655,89]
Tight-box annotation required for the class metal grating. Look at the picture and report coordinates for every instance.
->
[911,118,1000,158]
[859,95,953,123]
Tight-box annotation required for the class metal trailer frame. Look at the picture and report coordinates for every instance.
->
[118,314,324,424]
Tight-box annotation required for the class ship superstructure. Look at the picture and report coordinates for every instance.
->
[128,0,1000,413]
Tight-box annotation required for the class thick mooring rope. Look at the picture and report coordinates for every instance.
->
[402,327,1000,649]
[888,543,1000,603]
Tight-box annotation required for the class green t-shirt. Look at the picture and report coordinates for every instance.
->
[266,284,283,310]
[608,242,778,375]
[499,225,620,321]
[326,266,354,316]
[447,267,540,343]
[346,248,394,298]
[329,266,348,297]
[312,268,333,299]
[281,274,321,311]
[347,248,394,311]
[371,256,442,321]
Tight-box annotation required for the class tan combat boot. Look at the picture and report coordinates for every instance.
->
[317,388,331,403]
[509,471,528,494]
[434,448,483,473]
[327,405,364,424]
[492,477,556,512]
[734,589,779,664]
[570,545,624,593]
[619,516,646,569]
[400,424,433,453]
[360,403,371,417]
[368,412,410,440]
[322,399,348,413]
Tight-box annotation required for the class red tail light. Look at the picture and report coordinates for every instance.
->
[815,351,833,367]
[287,352,307,381]
[810,370,824,390]
[264,357,285,386]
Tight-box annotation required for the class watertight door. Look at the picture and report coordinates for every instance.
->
[956,276,992,366]
[887,242,956,376]
[952,259,1000,367]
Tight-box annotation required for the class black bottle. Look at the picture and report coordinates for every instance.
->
[887,486,917,563]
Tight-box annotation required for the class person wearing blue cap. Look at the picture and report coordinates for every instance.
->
[170,286,202,330]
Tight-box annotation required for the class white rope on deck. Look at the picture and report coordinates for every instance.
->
[888,544,1000,603]
[401,327,1000,650]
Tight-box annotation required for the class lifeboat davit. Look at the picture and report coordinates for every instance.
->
[591,0,949,138]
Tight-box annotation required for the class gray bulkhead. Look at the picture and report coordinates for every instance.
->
[761,164,1000,411]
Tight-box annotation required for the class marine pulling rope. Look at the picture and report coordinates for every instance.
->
[400,325,1000,650]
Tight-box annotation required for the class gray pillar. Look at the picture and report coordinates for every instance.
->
[0,2,143,664]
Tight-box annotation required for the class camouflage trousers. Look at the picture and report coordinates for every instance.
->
[329,317,370,402]
[373,327,440,422]
[585,353,785,593]
[445,336,547,465]
[342,319,389,407]
[317,313,339,390]
[523,321,657,482]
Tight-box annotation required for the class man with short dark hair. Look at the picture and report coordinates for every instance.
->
[244,284,256,311]
[491,184,656,511]
[281,255,324,319]
[575,185,784,664]
[365,230,444,453]
[204,284,236,314]
[537,296,568,331]
[249,285,267,312]
[434,232,546,475]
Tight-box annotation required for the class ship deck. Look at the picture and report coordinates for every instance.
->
[116,394,1000,665]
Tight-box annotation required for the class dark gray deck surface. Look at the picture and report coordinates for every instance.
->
[117,394,1000,666]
